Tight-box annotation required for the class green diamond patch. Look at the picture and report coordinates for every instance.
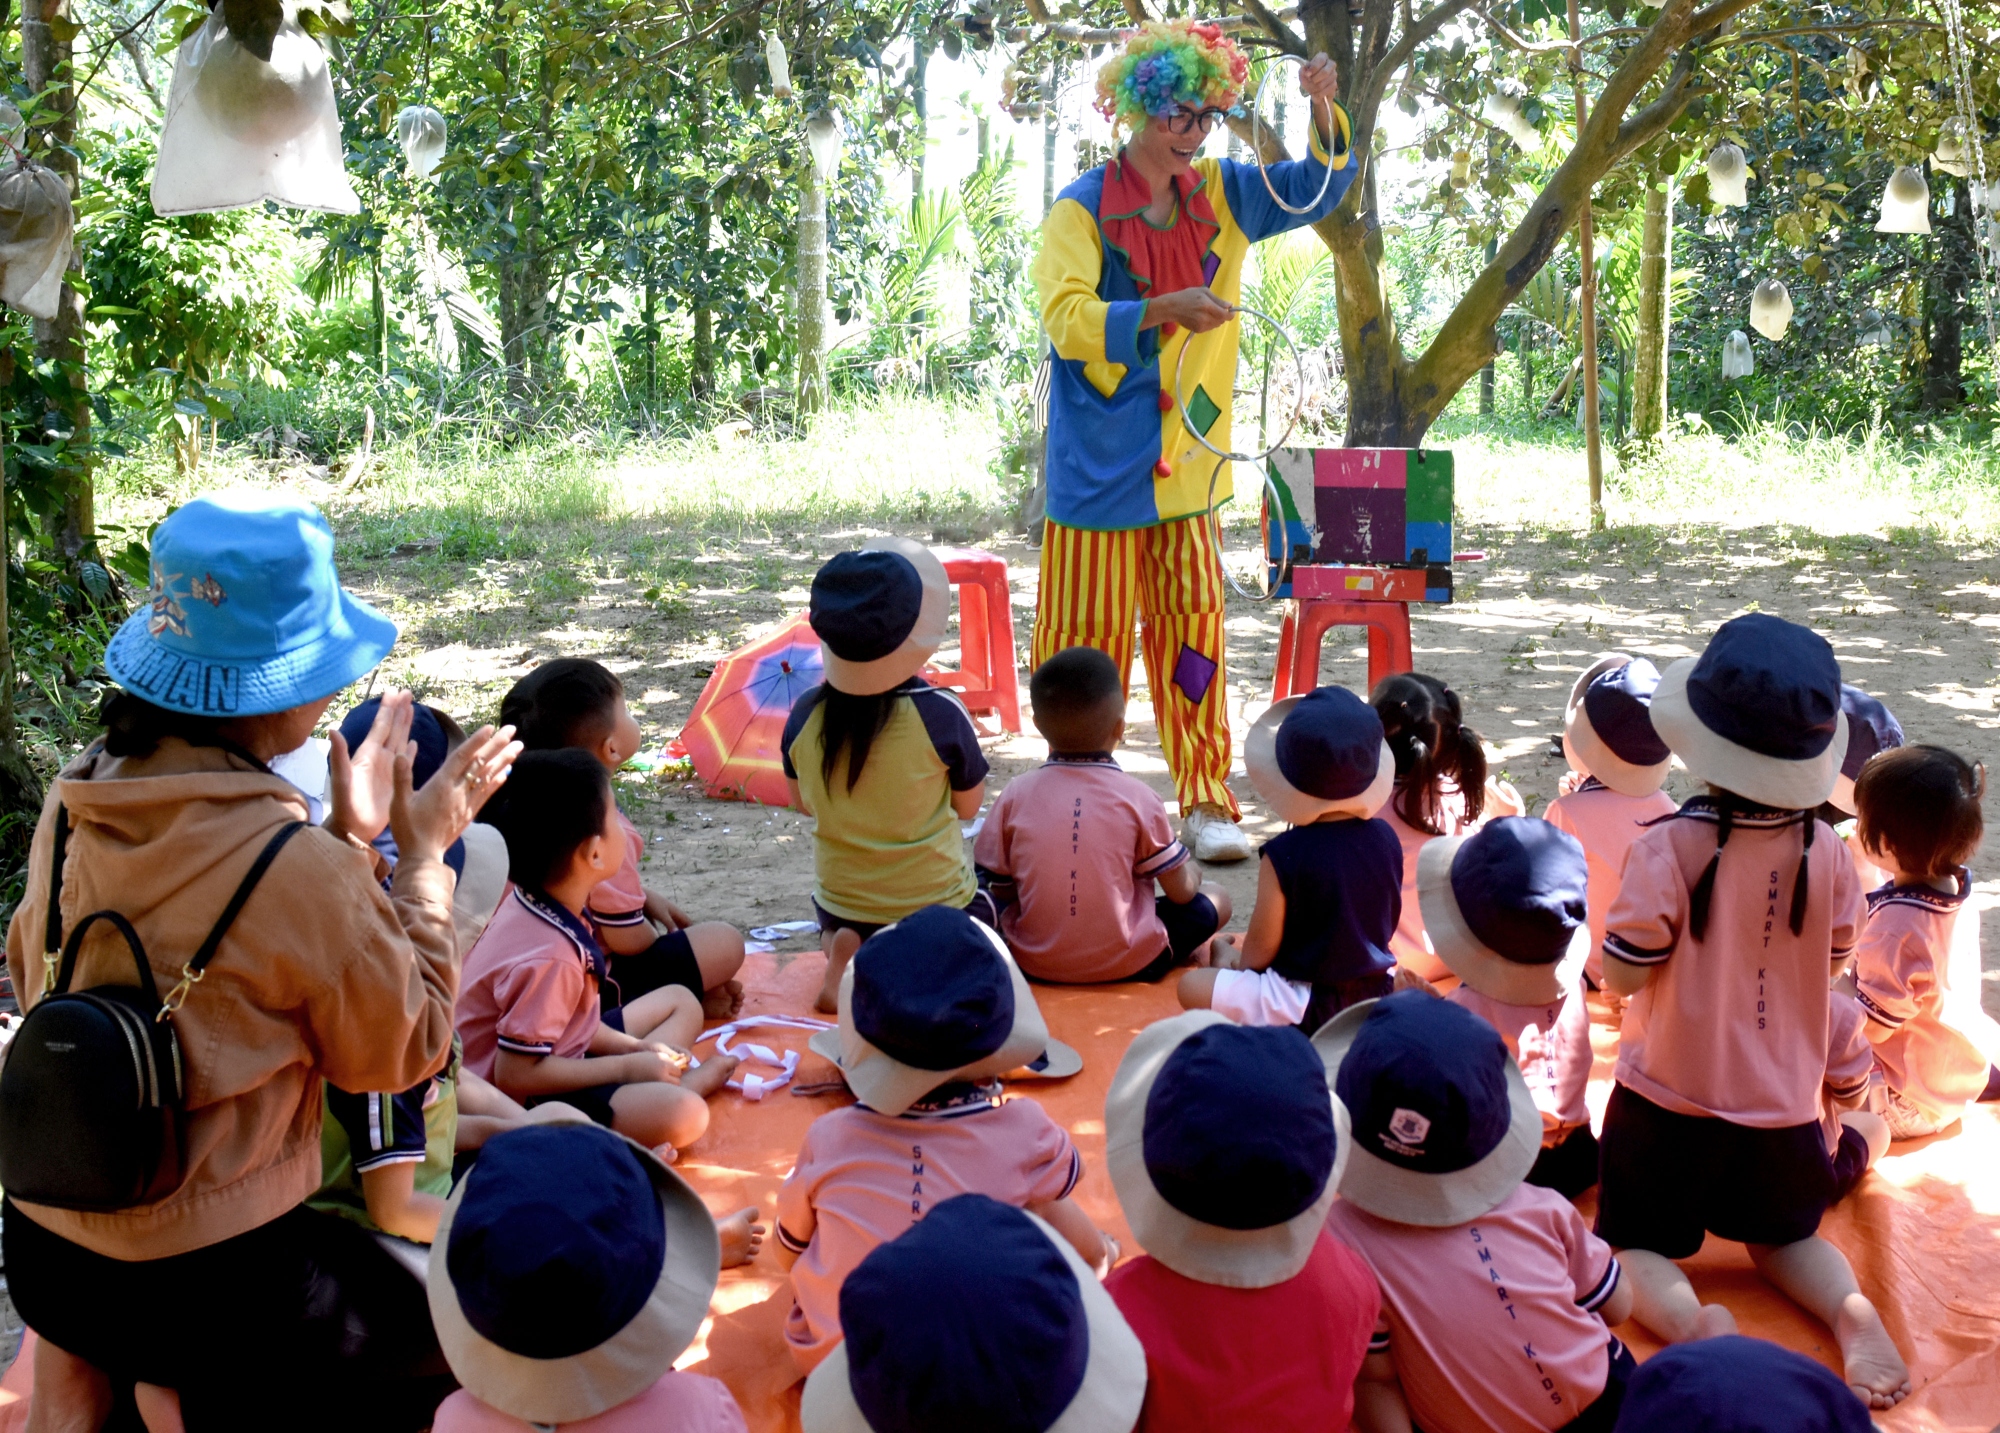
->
[1186,383,1222,437]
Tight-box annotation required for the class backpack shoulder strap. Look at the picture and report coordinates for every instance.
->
[40,804,69,996]
[157,821,307,1020]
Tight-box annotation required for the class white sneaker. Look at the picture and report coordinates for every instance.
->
[1182,805,1253,863]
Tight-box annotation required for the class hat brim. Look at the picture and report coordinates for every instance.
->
[1311,999,1542,1227]
[799,1208,1147,1433]
[1417,837,1590,1008]
[1827,772,1857,818]
[1246,698,1396,827]
[819,537,950,696]
[105,587,397,719]
[1563,655,1672,800]
[806,1028,1082,1083]
[817,921,1055,1117]
[427,1105,721,1424]
[1650,658,1847,810]
[1106,1011,1351,1289]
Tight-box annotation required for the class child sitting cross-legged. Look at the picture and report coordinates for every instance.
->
[1316,994,1638,1433]
[777,905,1112,1376]
[975,646,1231,983]
[1180,685,1402,1031]
[501,658,746,1019]
[1599,613,1909,1409]
[1422,816,1602,1198]
[458,750,744,1159]
[429,1108,755,1432]
[1104,1013,1380,1432]
[1848,743,2000,1138]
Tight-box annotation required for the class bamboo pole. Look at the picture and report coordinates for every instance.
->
[1569,0,1604,530]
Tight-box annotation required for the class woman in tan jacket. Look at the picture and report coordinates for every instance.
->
[2,493,520,1431]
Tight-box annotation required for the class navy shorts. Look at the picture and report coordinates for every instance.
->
[528,1083,620,1129]
[325,1079,432,1174]
[1828,1121,1870,1205]
[1595,1084,1840,1257]
[1528,1124,1601,1200]
[600,928,702,1011]
[1129,893,1224,983]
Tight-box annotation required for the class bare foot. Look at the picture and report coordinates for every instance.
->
[1835,1294,1911,1409]
[134,1383,186,1433]
[703,979,745,1022]
[683,1054,740,1098]
[718,1207,767,1268]
[1694,1303,1739,1339]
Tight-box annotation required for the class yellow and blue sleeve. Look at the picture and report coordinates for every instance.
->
[1034,197,1147,396]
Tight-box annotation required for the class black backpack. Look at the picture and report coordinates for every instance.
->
[0,808,303,1211]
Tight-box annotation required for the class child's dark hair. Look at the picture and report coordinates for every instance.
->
[479,749,612,891]
[499,659,623,752]
[1370,672,1486,836]
[1031,647,1123,754]
[1856,745,1985,882]
[99,690,229,759]
[809,688,901,793]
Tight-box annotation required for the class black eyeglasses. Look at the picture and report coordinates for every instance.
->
[1164,107,1229,136]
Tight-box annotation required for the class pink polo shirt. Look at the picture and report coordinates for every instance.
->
[1604,803,1862,1128]
[587,806,649,933]
[1824,990,1873,1155]
[1383,784,1474,985]
[433,1372,747,1432]
[1327,1184,1623,1433]
[456,887,607,1082]
[973,756,1190,983]
[775,1093,1082,1373]
[1854,875,1989,1126]
[1544,780,1677,983]
[1106,1229,1380,1433]
[1450,976,1593,1138]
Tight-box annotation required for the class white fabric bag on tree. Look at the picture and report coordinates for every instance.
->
[150,6,359,216]
[0,158,73,320]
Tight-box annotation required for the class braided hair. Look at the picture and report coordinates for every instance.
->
[1370,673,1488,837]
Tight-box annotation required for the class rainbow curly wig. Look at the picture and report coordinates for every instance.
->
[1094,20,1249,135]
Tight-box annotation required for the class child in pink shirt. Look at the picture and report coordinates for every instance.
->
[1849,744,1999,1138]
[1821,684,1904,894]
[1315,994,1636,1433]
[502,658,746,1019]
[1104,1013,1379,1433]
[1599,613,1909,1411]
[459,751,741,1155]
[776,905,1111,1374]
[1543,655,1677,990]
[976,647,1230,983]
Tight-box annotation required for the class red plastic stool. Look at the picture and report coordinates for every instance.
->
[1272,599,1414,700]
[924,548,1022,733]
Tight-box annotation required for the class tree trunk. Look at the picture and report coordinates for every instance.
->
[0,421,42,873]
[23,0,90,561]
[1480,237,1497,415]
[1569,0,1604,528]
[689,85,713,403]
[911,38,927,221]
[1923,178,1969,411]
[796,160,829,413]
[1631,171,1672,440]
[1041,69,1059,217]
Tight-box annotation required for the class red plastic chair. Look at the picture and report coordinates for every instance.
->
[1272,598,1414,700]
[924,548,1022,733]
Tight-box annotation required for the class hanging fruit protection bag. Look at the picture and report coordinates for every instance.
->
[0,810,303,1210]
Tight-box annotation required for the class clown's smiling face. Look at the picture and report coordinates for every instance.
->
[1128,104,1225,181]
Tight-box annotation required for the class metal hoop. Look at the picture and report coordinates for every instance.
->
[1249,54,1337,218]
[1171,304,1305,464]
[1205,452,1292,603]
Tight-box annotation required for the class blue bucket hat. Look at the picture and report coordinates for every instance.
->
[1312,992,1541,1226]
[1611,1336,1873,1433]
[806,906,1066,1116]
[1650,614,1847,809]
[1564,654,1673,797]
[1828,684,1904,816]
[105,491,397,718]
[1418,817,1591,1006]
[427,1107,719,1426]
[1245,685,1395,826]
[800,1195,1146,1433]
[1105,1012,1352,1288]
[809,537,949,696]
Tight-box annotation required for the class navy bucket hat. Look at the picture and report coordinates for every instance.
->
[427,1106,720,1425]
[1828,684,1904,816]
[1611,1336,1873,1433]
[800,1195,1146,1433]
[105,491,396,718]
[1563,654,1672,797]
[809,537,949,696]
[1245,685,1395,826]
[1417,817,1592,1006]
[806,906,1069,1115]
[1650,614,1848,809]
[1105,1012,1352,1288]
[1312,992,1541,1226]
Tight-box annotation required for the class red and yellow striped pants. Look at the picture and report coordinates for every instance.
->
[1033,514,1239,819]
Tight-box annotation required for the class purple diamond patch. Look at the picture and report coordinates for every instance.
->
[1172,643,1218,705]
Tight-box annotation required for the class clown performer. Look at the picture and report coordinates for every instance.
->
[1032,21,1355,863]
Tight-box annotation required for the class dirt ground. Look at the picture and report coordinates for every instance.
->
[342,512,2000,1016]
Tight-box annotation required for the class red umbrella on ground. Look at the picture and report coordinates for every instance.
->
[679,614,825,807]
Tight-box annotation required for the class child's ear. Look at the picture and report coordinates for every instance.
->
[596,730,625,767]
[578,833,613,877]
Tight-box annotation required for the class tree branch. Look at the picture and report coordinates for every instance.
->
[1243,0,1306,57]
[1000,7,1294,44]
[1356,0,1474,139]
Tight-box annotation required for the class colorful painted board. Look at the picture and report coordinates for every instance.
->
[1262,447,1453,602]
